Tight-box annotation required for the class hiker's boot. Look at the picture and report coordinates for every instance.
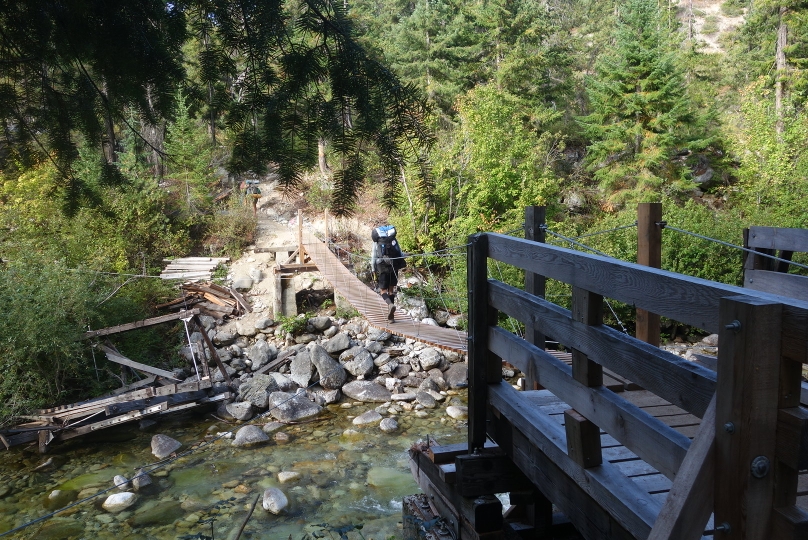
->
[382,293,396,322]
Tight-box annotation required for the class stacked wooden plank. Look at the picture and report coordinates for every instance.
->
[155,282,252,318]
[160,256,229,281]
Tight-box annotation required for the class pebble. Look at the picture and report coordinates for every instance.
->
[278,471,301,483]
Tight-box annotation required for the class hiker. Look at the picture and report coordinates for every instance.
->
[245,180,261,216]
[371,225,406,322]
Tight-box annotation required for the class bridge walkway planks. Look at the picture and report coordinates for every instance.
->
[304,239,468,352]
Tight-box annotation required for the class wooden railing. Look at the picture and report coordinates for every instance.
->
[744,226,808,302]
[466,227,808,539]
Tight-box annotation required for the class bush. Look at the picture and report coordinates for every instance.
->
[204,195,258,257]
[720,0,744,17]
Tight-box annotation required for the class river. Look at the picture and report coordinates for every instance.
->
[0,391,467,539]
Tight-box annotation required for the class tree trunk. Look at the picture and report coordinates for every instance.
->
[775,5,788,136]
[102,82,117,163]
[318,138,332,178]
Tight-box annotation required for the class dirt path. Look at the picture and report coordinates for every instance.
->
[227,180,374,318]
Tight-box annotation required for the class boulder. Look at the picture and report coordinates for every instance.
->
[132,469,152,492]
[433,311,451,326]
[263,487,289,514]
[367,330,391,342]
[255,317,274,330]
[366,341,384,354]
[232,276,253,291]
[378,359,399,375]
[269,372,297,392]
[231,357,247,371]
[102,492,138,513]
[390,392,416,402]
[212,364,238,384]
[444,363,468,389]
[309,387,341,405]
[418,378,440,393]
[238,374,280,408]
[323,326,339,338]
[268,391,322,422]
[418,348,442,370]
[323,332,351,353]
[247,341,277,370]
[446,405,469,419]
[309,316,332,332]
[341,380,392,403]
[379,418,399,433]
[421,318,439,326]
[339,346,364,362]
[295,333,318,344]
[235,319,258,337]
[445,350,462,363]
[113,475,131,492]
[213,331,236,346]
[290,348,313,387]
[416,392,437,409]
[343,349,375,378]
[702,333,719,347]
[232,425,270,447]
[352,410,383,426]
[151,434,182,459]
[309,344,347,389]
[226,401,254,421]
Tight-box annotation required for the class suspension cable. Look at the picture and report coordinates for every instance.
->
[660,223,808,272]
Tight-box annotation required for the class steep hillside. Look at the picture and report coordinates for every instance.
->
[687,0,745,53]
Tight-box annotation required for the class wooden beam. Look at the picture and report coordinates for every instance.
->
[524,206,546,390]
[772,506,808,540]
[192,315,228,383]
[745,270,808,302]
[746,226,808,252]
[571,287,603,388]
[82,309,200,339]
[637,202,662,346]
[454,450,532,497]
[715,296,782,540]
[428,440,499,464]
[276,263,318,273]
[98,345,180,380]
[648,394,716,540]
[488,280,715,417]
[564,409,602,469]
[469,233,495,453]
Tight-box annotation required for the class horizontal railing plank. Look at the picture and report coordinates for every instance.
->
[488,280,716,417]
[489,327,691,479]
[747,227,808,252]
[489,382,661,538]
[745,270,808,302]
[486,233,808,363]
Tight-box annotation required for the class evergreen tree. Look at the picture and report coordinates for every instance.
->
[578,0,698,205]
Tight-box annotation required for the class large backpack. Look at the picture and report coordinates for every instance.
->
[372,225,405,271]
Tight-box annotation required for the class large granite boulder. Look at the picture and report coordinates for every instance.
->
[343,349,374,378]
[232,425,270,447]
[268,391,322,422]
[309,316,332,332]
[238,374,280,408]
[444,363,468,389]
[247,341,277,371]
[226,401,254,421]
[341,381,392,403]
[323,333,351,353]
[290,347,313,387]
[309,344,347,389]
[418,348,443,371]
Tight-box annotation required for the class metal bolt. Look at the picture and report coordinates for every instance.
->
[723,422,735,434]
[751,456,770,478]
[715,522,731,533]
[725,320,742,332]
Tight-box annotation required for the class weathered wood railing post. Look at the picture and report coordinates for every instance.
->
[715,296,783,539]
[468,233,499,453]
[637,202,662,346]
[565,287,604,469]
[524,206,546,391]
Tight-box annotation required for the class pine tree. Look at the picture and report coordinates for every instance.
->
[578,0,697,205]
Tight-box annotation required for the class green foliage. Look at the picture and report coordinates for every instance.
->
[276,314,311,336]
[721,1,745,17]
[0,256,101,422]
[204,196,258,258]
[579,0,701,206]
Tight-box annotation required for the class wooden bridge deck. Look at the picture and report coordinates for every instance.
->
[304,239,468,352]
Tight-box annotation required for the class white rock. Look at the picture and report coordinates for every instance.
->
[278,471,301,483]
[102,492,138,513]
[379,418,399,433]
[352,410,383,426]
[446,405,468,419]
[113,475,131,492]
[263,487,289,514]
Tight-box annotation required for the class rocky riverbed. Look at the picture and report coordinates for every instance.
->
[0,310,474,540]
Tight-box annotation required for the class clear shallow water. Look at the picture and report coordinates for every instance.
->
[0,393,467,539]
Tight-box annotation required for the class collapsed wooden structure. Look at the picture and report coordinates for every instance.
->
[408,206,808,540]
[0,309,233,453]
